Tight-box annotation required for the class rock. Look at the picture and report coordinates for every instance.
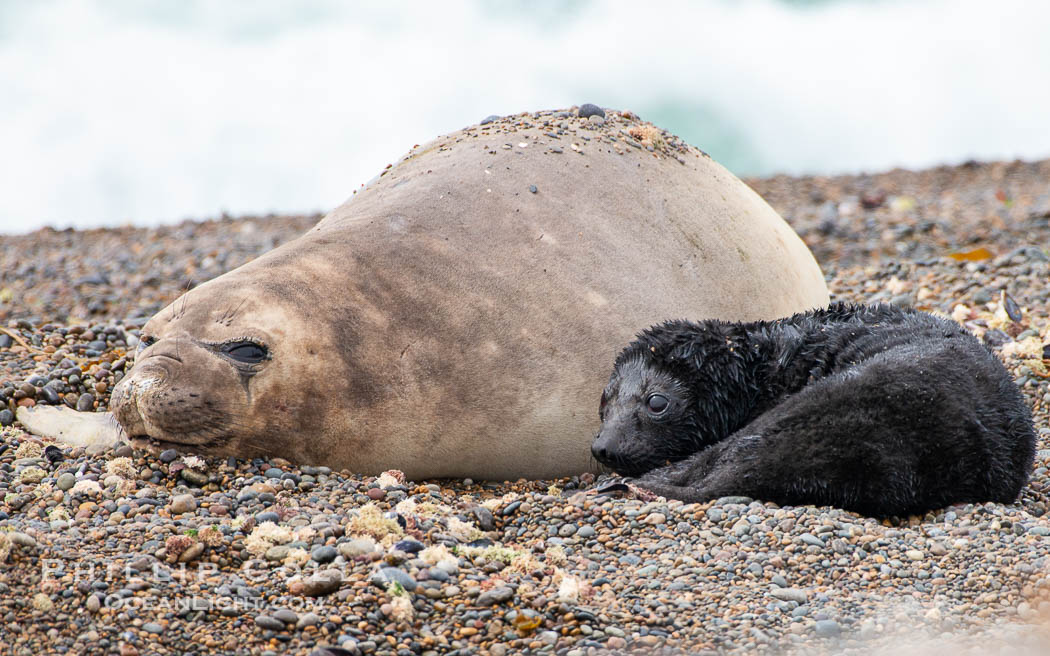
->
[476,586,514,606]
[0,409,13,426]
[371,567,417,592]
[86,594,101,613]
[392,539,424,554]
[254,614,286,631]
[159,449,178,463]
[577,103,605,119]
[296,612,322,629]
[272,609,298,624]
[643,513,666,525]
[480,114,500,125]
[180,469,208,486]
[178,542,204,562]
[169,493,196,515]
[311,545,338,564]
[75,393,95,411]
[814,619,841,637]
[770,587,808,603]
[302,569,343,596]
[141,622,163,634]
[338,538,376,558]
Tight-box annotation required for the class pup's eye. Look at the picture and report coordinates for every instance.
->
[137,334,157,353]
[224,341,268,364]
[646,394,669,414]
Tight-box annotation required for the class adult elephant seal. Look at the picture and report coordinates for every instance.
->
[110,108,829,480]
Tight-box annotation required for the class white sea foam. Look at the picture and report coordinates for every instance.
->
[1,0,1048,234]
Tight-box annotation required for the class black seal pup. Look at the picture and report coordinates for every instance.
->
[591,302,1036,516]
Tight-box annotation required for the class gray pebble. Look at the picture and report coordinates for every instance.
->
[272,609,298,624]
[303,569,343,596]
[311,545,338,563]
[814,619,841,637]
[57,472,76,491]
[159,449,178,463]
[254,614,286,631]
[142,622,164,634]
[372,567,417,592]
[75,392,95,411]
[578,103,605,119]
[296,612,322,629]
[476,586,514,606]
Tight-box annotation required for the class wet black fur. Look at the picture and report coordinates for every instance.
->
[592,302,1036,517]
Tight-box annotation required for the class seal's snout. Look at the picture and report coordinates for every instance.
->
[591,431,622,469]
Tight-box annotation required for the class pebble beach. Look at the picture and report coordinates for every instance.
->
[1,156,1049,655]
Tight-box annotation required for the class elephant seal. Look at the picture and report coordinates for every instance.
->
[110,108,829,480]
[591,303,1036,516]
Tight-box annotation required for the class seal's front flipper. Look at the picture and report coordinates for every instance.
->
[14,406,122,454]
[594,477,632,494]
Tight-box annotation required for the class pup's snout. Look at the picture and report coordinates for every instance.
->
[591,432,617,465]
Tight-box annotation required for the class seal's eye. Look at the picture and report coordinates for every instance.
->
[646,394,669,414]
[137,334,157,353]
[224,341,268,364]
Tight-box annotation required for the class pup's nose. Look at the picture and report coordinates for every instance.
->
[591,433,615,464]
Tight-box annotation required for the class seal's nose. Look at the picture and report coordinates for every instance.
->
[591,432,615,465]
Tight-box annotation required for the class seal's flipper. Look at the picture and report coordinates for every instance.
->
[15,406,122,454]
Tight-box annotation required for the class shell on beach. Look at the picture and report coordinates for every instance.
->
[109,109,829,479]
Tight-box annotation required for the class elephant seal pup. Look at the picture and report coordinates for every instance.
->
[110,108,829,480]
[592,303,1036,516]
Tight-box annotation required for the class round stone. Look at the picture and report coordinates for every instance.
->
[56,473,76,491]
[159,449,178,463]
[254,614,285,631]
[75,393,95,411]
[39,386,61,405]
[311,545,338,564]
[0,409,12,426]
[169,494,196,515]
[272,609,298,624]
[814,620,841,637]
[578,103,605,119]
